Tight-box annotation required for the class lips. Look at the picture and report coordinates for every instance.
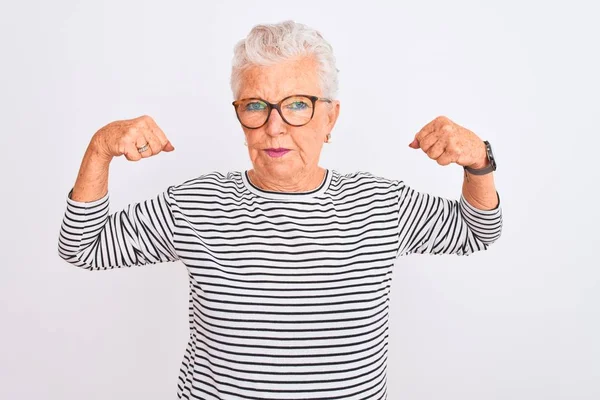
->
[264,148,290,158]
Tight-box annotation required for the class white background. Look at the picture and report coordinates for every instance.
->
[1,1,598,399]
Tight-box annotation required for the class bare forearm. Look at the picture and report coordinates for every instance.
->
[70,137,113,202]
[68,116,174,203]
[462,160,498,210]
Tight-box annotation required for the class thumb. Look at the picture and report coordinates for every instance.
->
[408,138,420,149]
[163,141,175,152]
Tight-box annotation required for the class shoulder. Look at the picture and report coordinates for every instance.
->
[168,170,245,196]
[330,170,405,191]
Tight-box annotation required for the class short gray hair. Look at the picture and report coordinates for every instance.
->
[230,20,339,99]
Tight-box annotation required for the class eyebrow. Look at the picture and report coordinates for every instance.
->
[237,92,309,101]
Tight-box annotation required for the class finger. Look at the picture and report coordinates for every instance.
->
[164,141,175,152]
[436,151,454,166]
[146,124,174,154]
[124,142,143,162]
[426,139,446,160]
[411,119,438,147]
[408,138,419,149]
[146,119,174,152]
[410,115,451,148]
[145,131,163,156]
[419,131,443,153]
[135,135,152,158]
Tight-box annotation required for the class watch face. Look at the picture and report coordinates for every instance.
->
[485,141,497,169]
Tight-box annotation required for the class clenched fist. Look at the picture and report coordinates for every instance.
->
[409,116,487,169]
[91,115,175,162]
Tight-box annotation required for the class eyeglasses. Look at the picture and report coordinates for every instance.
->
[232,94,332,129]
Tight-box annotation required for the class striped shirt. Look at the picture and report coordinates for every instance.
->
[58,169,503,400]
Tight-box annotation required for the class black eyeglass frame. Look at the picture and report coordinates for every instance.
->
[232,94,332,129]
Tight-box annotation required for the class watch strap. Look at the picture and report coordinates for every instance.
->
[464,163,495,175]
[464,140,496,175]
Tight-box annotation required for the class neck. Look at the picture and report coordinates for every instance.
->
[248,167,326,193]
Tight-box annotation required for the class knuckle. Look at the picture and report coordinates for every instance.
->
[144,115,157,128]
[126,126,138,137]
[135,117,151,129]
[137,122,150,132]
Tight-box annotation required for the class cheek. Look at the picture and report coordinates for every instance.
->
[292,129,323,154]
[244,130,263,146]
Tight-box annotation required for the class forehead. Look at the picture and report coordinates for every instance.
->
[238,56,321,101]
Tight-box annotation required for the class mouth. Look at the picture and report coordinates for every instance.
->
[264,148,291,158]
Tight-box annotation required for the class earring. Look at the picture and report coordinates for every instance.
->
[244,140,247,146]
[325,133,332,143]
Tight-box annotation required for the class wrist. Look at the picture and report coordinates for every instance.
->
[467,140,489,170]
[88,135,113,164]
[468,157,490,170]
[464,140,496,176]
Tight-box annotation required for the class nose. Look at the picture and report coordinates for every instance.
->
[264,107,286,137]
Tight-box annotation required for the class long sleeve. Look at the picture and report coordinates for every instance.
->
[395,181,503,257]
[58,187,180,270]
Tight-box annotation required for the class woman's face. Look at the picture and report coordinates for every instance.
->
[236,56,340,182]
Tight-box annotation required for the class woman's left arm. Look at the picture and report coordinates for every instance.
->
[408,115,500,211]
[396,115,503,256]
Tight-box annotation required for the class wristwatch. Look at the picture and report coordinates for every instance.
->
[464,140,497,175]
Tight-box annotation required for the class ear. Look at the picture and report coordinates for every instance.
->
[327,100,340,130]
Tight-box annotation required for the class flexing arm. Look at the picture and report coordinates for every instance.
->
[399,116,503,256]
[58,115,178,270]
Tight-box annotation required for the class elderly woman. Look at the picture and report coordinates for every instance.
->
[59,21,502,400]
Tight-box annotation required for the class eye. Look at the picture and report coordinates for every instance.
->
[245,101,267,111]
[286,101,309,110]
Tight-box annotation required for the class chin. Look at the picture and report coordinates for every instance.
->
[262,161,296,177]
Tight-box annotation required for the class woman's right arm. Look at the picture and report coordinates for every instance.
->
[58,115,178,270]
